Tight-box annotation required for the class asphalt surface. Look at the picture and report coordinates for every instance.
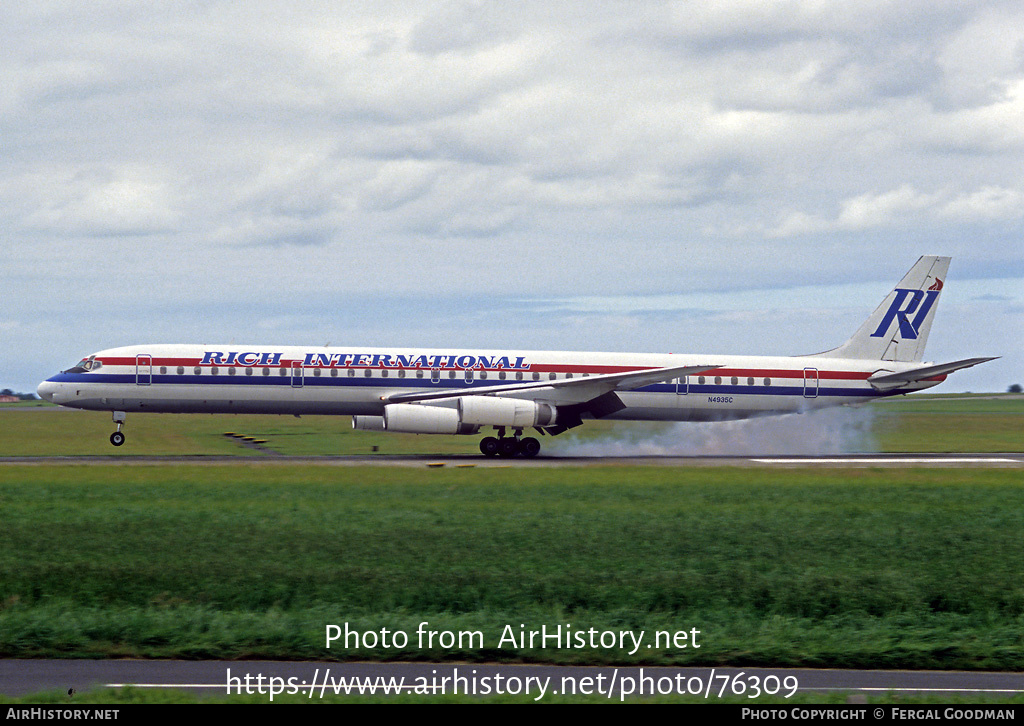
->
[1,453,1023,467]
[3,660,1024,700]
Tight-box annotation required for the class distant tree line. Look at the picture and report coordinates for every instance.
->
[0,389,38,401]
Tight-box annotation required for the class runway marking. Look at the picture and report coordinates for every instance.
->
[752,458,1017,464]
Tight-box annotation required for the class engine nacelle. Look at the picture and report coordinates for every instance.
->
[351,415,386,431]
[458,396,556,428]
[383,403,478,434]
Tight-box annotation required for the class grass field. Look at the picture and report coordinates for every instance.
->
[0,405,482,456]
[871,395,1024,453]
[2,393,1022,456]
[1,464,1023,672]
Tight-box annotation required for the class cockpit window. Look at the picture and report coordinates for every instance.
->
[64,356,101,373]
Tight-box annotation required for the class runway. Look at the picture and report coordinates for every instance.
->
[1,453,1022,467]
[3,660,1024,700]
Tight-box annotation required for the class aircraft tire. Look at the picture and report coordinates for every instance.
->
[110,432,125,447]
[479,437,499,457]
[520,437,541,458]
[497,437,520,457]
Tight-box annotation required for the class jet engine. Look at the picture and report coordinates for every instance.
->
[372,397,557,435]
[382,403,478,434]
[351,415,386,431]
[457,396,557,428]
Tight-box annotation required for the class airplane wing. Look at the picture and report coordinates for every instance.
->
[384,363,722,406]
[866,357,999,391]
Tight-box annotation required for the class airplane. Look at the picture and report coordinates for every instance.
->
[37,256,995,457]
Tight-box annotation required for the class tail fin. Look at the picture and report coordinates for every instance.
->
[817,255,950,362]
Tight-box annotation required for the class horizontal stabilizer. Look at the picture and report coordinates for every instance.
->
[867,357,999,391]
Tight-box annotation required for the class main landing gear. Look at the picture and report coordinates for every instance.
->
[109,411,126,447]
[479,429,541,458]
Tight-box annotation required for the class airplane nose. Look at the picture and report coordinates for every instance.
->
[37,379,58,403]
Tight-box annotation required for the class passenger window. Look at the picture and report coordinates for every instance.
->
[764,378,771,386]
[731,376,737,385]
[263,368,270,376]
[245,368,253,376]
[194,366,201,375]
[747,377,754,386]
[160,366,167,374]
[177,366,184,375]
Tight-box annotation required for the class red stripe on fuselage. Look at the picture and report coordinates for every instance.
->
[706,368,872,380]
[97,356,873,380]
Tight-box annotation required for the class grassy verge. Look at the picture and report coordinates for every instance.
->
[0,408,482,457]
[1,465,1022,669]
[1,393,1022,456]
[869,395,1024,452]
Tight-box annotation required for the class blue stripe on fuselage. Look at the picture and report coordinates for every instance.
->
[45,371,889,398]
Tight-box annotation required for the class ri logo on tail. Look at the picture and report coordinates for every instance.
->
[870,278,942,341]
[825,255,949,363]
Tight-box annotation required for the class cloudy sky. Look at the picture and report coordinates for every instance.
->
[4,1,1022,393]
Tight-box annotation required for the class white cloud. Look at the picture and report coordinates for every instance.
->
[932,5,1024,109]
[20,165,179,235]
[3,1,1023,393]
[770,183,1024,237]
[940,186,1024,221]
[836,185,942,229]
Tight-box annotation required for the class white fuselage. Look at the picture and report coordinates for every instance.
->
[38,343,940,423]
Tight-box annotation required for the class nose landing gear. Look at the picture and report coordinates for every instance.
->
[109,411,127,446]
